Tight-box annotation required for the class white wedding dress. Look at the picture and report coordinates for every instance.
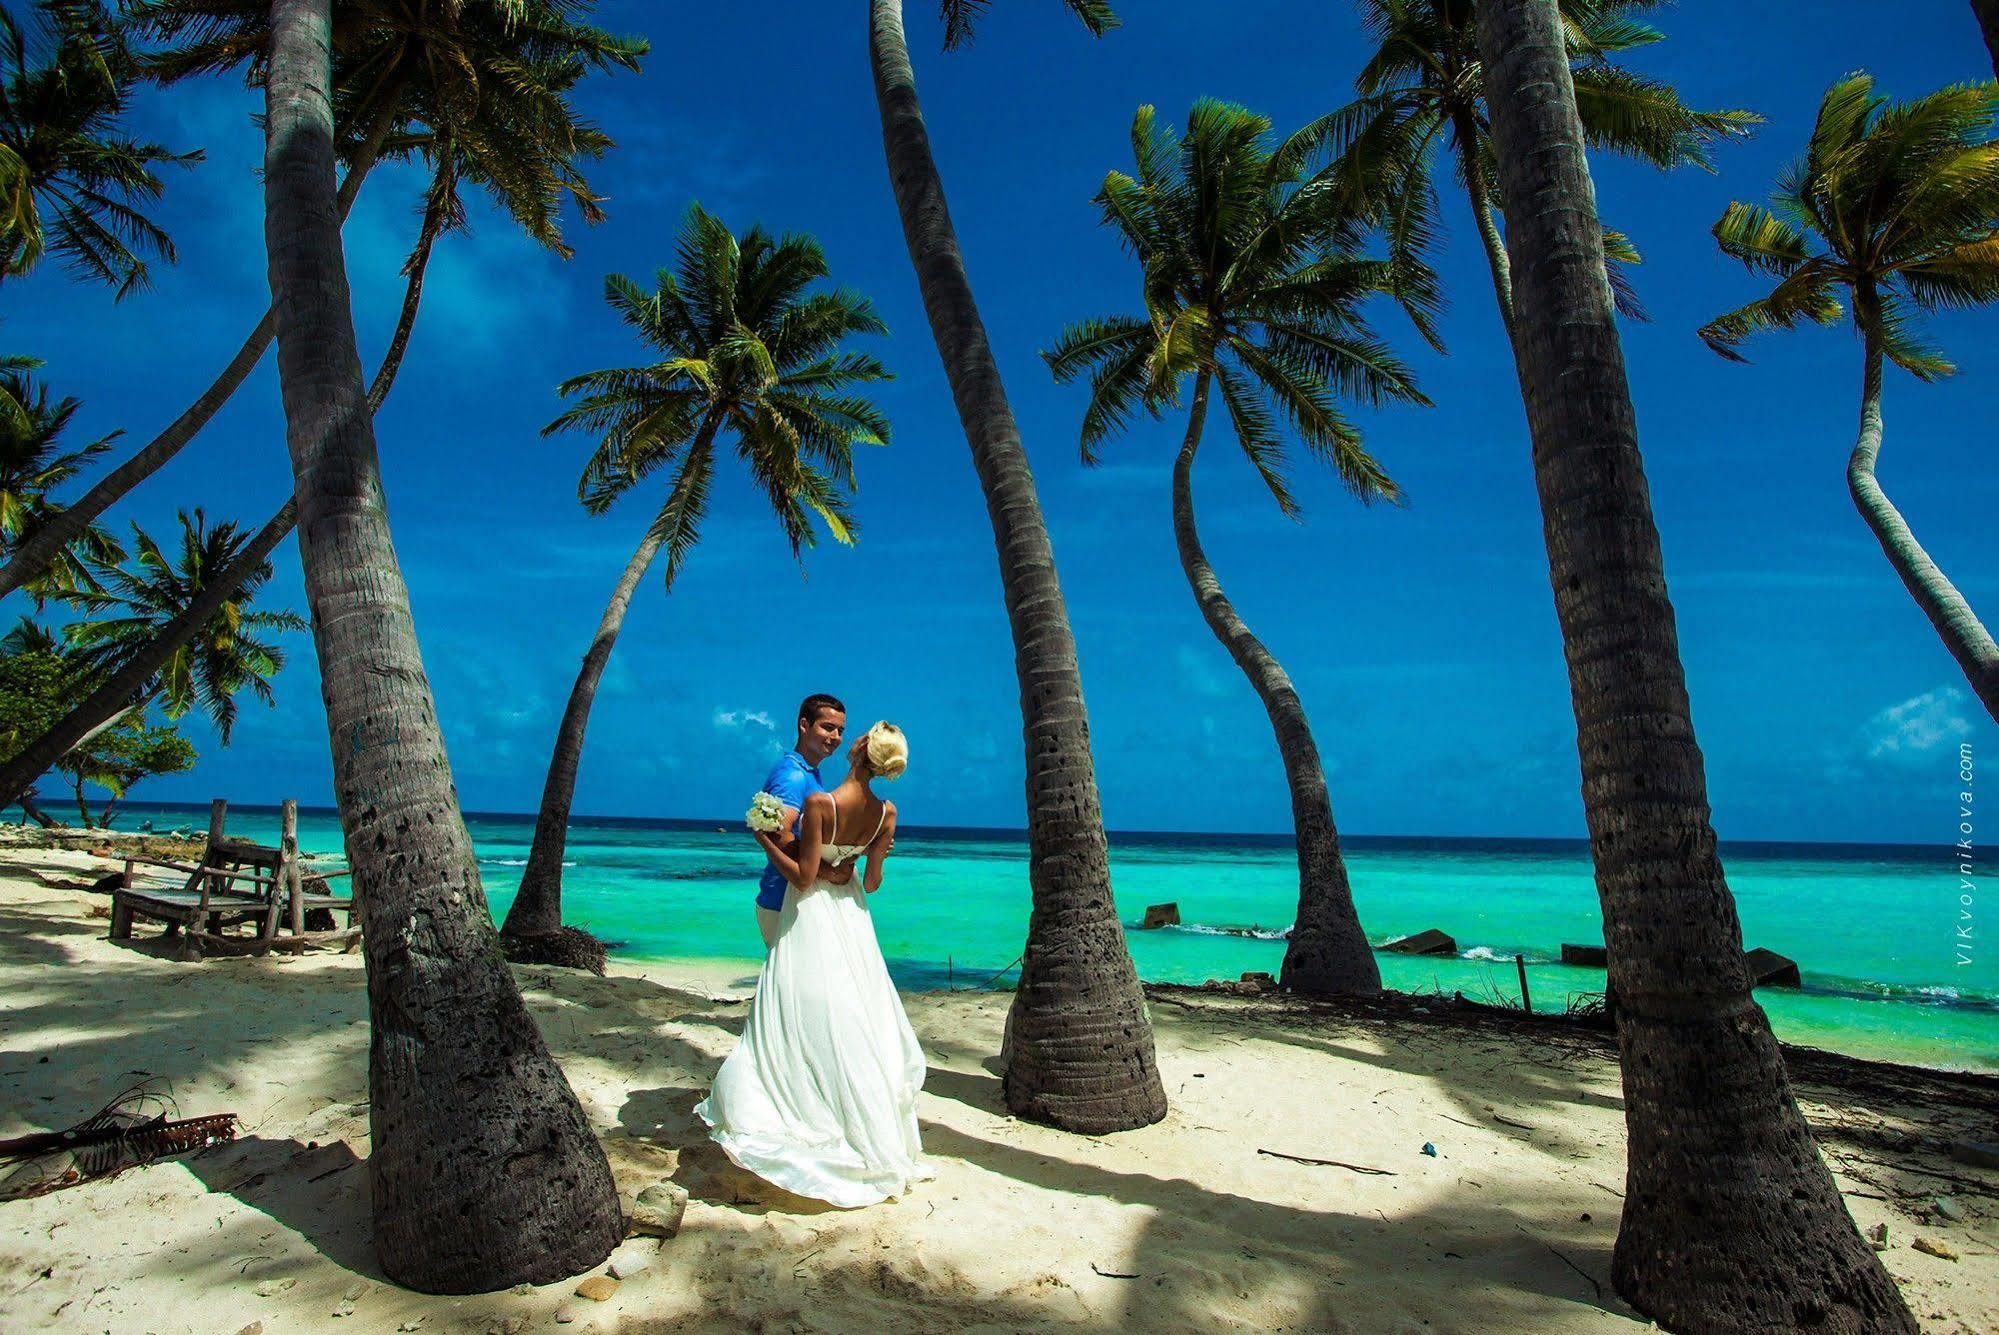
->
[694,794,931,1207]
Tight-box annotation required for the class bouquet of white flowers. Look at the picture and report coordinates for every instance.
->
[746,790,787,834]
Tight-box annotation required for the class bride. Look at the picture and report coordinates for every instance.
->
[694,721,930,1207]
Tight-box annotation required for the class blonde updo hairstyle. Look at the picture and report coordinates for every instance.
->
[855,721,908,780]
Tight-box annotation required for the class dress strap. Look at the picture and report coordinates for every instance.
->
[825,787,837,839]
[866,800,887,847]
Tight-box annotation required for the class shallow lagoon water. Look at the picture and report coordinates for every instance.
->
[107,803,1996,1072]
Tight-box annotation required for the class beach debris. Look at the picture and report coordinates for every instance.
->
[1743,947,1801,989]
[606,1241,656,1280]
[342,1281,369,1302]
[1867,1222,1889,1250]
[0,1079,236,1200]
[555,1304,580,1324]
[236,1323,264,1335]
[1090,1262,1141,1279]
[1256,1148,1395,1175]
[1421,1143,1439,1157]
[1911,1237,1959,1262]
[254,1278,296,1298]
[1949,1140,1999,1172]
[1140,902,1181,929]
[1560,943,1607,967]
[575,1274,620,1301]
[331,1303,356,1318]
[397,1321,423,1332]
[628,1181,689,1239]
[1383,929,1456,957]
[1236,971,1276,995]
[1933,1195,1965,1222]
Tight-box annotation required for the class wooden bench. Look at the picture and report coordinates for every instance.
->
[108,798,359,960]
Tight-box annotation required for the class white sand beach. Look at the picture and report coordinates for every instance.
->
[1,838,1994,1334]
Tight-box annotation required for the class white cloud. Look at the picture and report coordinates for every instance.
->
[1864,686,1974,761]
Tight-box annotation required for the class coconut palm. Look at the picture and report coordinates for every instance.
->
[0,364,123,605]
[501,206,891,971]
[1700,75,1999,724]
[257,0,624,1291]
[1475,0,1916,1327]
[1046,101,1430,995]
[0,0,644,601]
[1326,0,1755,333]
[63,508,304,743]
[869,0,1165,1135]
[0,0,198,293]
[0,506,301,805]
[1975,2,1999,79]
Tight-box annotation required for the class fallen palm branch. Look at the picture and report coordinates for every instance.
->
[0,1080,237,1200]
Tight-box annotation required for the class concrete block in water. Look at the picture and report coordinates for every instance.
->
[1383,929,1456,956]
[1560,943,1607,967]
[1744,947,1801,989]
[1141,902,1180,929]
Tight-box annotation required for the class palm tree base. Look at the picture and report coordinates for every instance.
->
[500,924,608,976]
[1278,943,1384,997]
[1609,1004,1918,1334]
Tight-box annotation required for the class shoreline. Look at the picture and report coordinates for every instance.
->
[1,841,1995,1332]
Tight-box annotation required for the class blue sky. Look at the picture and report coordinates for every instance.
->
[11,1,1997,842]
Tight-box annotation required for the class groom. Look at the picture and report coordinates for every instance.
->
[754,693,847,948]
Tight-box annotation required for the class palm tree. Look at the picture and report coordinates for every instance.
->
[0,501,293,805]
[0,364,123,605]
[1328,0,1755,333]
[1474,0,1916,1327]
[260,0,621,1291]
[63,508,305,742]
[502,206,891,971]
[1045,101,1430,994]
[868,0,1165,1135]
[0,0,198,293]
[0,0,644,601]
[1700,75,1999,724]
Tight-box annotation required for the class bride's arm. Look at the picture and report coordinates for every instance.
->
[787,792,833,890]
[861,803,897,894]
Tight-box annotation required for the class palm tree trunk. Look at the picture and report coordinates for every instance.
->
[15,793,56,827]
[0,95,399,603]
[1847,302,1999,723]
[0,504,296,809]
[366,157,451,413]
[1452,111,1516,331]
[1474,2,1916,1329]
[264,0,620,1293]
[503,424,720,961]
[869,0,1164,1134]
[1173,374,1381,994]
[1975,1,1999,78]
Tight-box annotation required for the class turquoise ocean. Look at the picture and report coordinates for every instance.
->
[102,801,1996,1073]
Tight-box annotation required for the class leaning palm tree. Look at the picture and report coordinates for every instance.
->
[1975,2,1999,79]
[1701,74,1999,724]
[0,506,302,801]
[869,0,1165,1135]
[1327,0,1755,333]
[1475,0,1916,1328]
[259,0,621,1292]
[0,0,198,293]
[0,0,644,601]
[501,206,891,972]
[1046,101,1430,995]
[0,365,123,605]
[64,508,304,743]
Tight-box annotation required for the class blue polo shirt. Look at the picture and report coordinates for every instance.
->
[757,750,823,911]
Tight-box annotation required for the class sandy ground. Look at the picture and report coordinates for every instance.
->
[0,836,1994,1334]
